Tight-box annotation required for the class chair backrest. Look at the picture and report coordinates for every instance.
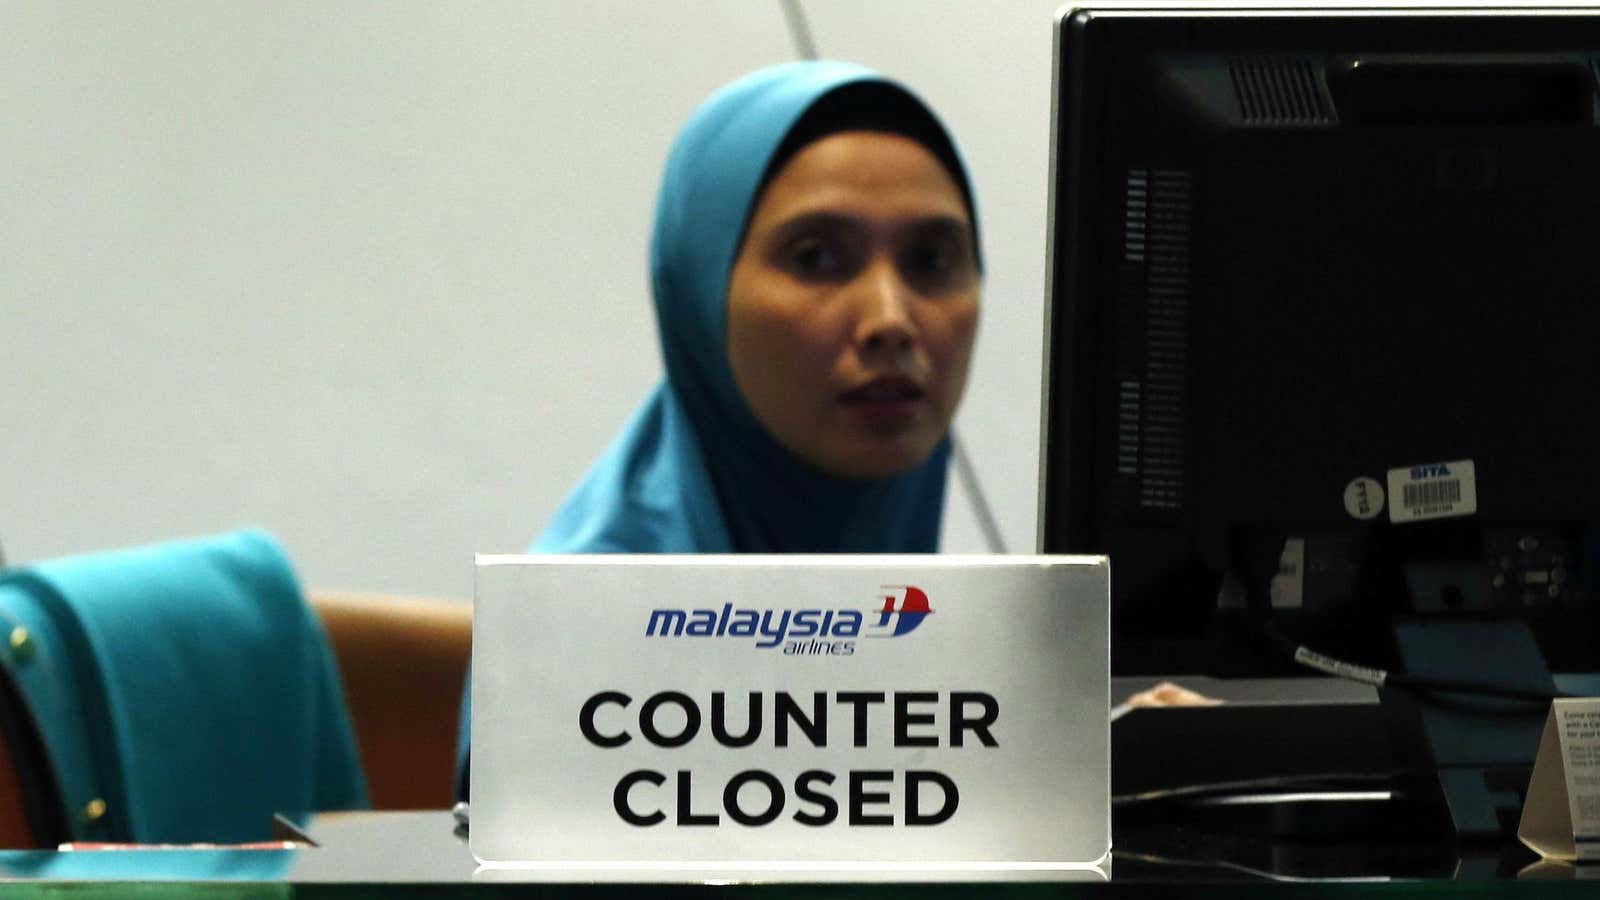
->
[0,714,35,847]
[309,590,471,810]
[0,656,69,848]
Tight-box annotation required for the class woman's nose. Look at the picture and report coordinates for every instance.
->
[854,262,917,357]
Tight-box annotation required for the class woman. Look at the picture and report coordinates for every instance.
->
[458,60,981,798]
[536,60,980,555]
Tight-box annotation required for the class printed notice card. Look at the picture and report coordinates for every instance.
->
[1519,698,1600,862]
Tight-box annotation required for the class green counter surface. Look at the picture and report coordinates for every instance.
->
[0,811,1596,897]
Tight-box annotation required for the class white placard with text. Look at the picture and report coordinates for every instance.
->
[1519,698,1600,862]
[469,555,1109,875]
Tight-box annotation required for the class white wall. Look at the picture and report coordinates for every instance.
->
[1,1,1063,599]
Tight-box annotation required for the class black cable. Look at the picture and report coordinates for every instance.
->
[1263,620,1568,706]
[1388,672,1562,705]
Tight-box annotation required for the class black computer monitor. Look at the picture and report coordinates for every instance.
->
[1043,1,1600,676]
[1042,2,1600,838]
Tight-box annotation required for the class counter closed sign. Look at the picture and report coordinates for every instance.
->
[470,555,1109,871]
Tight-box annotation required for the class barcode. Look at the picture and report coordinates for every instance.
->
[1403,480,1461,509]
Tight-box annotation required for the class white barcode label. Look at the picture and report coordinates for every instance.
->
[1387,459,1477,524]
[1402,479,1461,509]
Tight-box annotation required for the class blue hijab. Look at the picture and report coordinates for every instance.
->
[534,60,979,555]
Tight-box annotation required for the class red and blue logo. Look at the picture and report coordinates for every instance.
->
[870,585,934,638]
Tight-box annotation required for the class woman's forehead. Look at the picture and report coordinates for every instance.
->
[748,131,970,231]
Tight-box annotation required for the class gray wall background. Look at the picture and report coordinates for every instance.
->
[2,1,1062,599]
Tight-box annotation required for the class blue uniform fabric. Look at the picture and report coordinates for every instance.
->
[456,61,979,796]
[0,529,368,844]
[0,846,295,882]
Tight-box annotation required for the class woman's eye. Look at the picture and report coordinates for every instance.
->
[901,238,969,292]
[908,243,952,275]
[783,238,846,280]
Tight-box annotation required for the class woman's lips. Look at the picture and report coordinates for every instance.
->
[840,376,926,424]
[841,375,925,403]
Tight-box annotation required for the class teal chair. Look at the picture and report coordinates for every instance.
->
[0,530,368,845]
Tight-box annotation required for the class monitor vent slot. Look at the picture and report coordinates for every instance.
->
[1114,168,1192,515]
[1230,57,1330,123]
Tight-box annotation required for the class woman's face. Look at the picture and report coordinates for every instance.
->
[726,131,979,480]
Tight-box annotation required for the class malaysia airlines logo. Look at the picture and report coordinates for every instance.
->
[872,585,933,637]
[645,585,935,655]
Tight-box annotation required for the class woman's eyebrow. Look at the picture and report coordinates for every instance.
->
[908,215,975,241]
[767,210,971,241]
[766,211,861,242]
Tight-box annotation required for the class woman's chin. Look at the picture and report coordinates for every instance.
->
[812,433,944,482]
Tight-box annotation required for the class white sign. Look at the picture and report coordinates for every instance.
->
[1520,697,1600,862]
[469,555,1109,877]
